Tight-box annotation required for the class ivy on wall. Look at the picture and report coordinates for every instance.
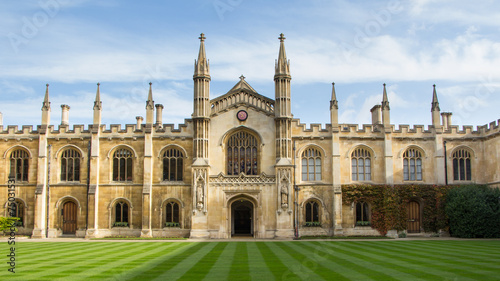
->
[342,184,453,235]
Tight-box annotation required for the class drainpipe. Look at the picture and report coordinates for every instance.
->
[46,145,51,238]
[443,141,448,185]
[293,140,300,239]
[86,141,91,231]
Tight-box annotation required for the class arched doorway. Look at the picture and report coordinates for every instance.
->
[62,201,77,234]
[231,200,253,236]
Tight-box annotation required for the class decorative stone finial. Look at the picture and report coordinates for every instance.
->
[279,33,286,42]
[239,75,245,80]
[199,33,206,42]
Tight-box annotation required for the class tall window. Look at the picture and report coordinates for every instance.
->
[453,148,472,181]
[403,148,422,181]
[351,147,371,181]
[10,149,29,182]
[9,200,24,227]
[114,201,129,225]
[305,201,319,223]
[227,131,258,175]
[162,148,183,181]
[61,149,81,182]
[113,148,133,181]
[166,202,180,224]
[356,202,370,226]
[301,147,322,181]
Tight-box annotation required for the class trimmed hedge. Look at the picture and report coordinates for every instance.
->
[445,185,500,238]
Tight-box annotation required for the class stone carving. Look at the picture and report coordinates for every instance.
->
[210,172,276,185]
[277,168,291,209]
[280,180,288,208]
[197,179,204,210]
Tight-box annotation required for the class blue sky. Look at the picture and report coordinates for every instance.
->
[1,0,499,128]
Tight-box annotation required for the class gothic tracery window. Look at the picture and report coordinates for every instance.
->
[112,148,133,182]
[301,147,322,181]
[166,201,180,226]
[61,148,81,182]
[114,201,129,226]
[8,200,24,227]
[10,149,29,182]
[227,131,258,175]
[351,147,372,181]
[356,202,370,226]
[305,200,319,223]
[453,148,472,181]
[162,148,183,181]
[403,148,422,181]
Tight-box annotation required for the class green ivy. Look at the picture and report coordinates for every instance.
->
[343,184,453,235]
[113,222,128,227]
[165,222,180,227]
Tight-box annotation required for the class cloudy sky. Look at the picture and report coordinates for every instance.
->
[1,0,499,129]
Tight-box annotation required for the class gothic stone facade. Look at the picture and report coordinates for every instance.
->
[1,34,499,239]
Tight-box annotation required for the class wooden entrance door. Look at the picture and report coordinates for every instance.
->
[407,201,420,233]
[62,201,77,234]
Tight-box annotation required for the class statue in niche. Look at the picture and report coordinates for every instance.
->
[197,179,204,209]
[280,180,288,208]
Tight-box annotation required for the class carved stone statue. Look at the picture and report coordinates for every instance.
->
[280,180,288,208]
[197,179,204,209]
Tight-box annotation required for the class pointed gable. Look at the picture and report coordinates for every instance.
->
[210,75,275,117]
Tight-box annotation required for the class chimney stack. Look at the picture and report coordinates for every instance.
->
[0,112,3,127]
[61,104,70,125]
[441,112,452,130]
[371,105,382,125]
[136,116,143,130]
[155,104,164,128]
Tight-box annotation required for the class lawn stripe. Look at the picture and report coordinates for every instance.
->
[246,242,274,281]
[177,242,228,280]
[150,242,218,281]
[228,242,250,280]
[351,241,500,279]
[343,242,478,280]
[396,240,500,261]
[255,242,299,280]
[278,241,370,281]
[267,242,325,280]
[202,242,237,281]
[122,242,206,281]
[18,242,142,280]
[53,242,180,280]
[293,241,397,280]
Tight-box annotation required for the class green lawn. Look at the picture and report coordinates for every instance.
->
[2,240,500,280]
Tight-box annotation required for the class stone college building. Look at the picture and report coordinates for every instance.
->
[1,34,499,239]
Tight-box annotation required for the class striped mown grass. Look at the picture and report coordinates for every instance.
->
[2,240,499,280]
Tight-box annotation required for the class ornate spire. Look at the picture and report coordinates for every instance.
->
[146,82,154,110]
[431,84,440,111]
[381,83,390,110]
[275,33,290,76]
[93,83,102,110]
[330,82,338,110]
[42,84,51,111]
[194,33,210,76]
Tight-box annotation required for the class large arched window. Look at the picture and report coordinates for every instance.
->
[403,148,422,181]
[165,201,180,227]
[305,200,319,225]
[227,131,258,176]
[10,149,29,182]
[356,201,370,226]
[114,201,129,227]
[351,147,371,181]
[61,149,81,182]
[8,199,24,227]
[453,148,472,181]
[162,148,183,181]
[301,147,322,181]
[112,148,133,182]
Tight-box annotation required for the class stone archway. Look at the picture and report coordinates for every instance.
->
[231,199,254,237]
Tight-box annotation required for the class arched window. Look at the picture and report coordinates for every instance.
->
[112,148,133,182]
[301,147,322,181]
[61,149,81,182]
[305,201,319,224]
[356,202,370,226]
[227,131,258,176]
[114,201,129,227]
[165,201,180,227]
[10,149,29,182]
[162,148,183,181]
[351,147,371,181]
[8,199,24,227]
[403,148,422,181]
[453,148,472,181]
